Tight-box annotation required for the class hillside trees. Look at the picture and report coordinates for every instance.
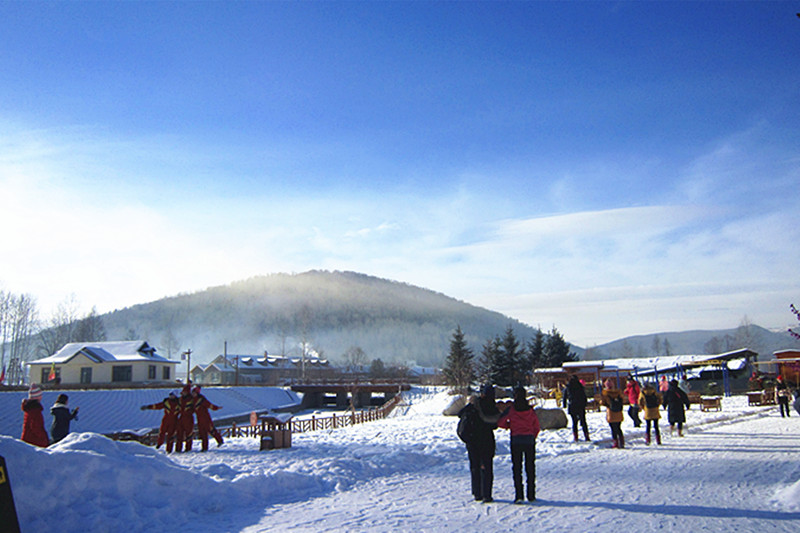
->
[791,304,800,340]
[442,326,475,394]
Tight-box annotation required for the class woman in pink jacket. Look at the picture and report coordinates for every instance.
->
[498,386,540,503]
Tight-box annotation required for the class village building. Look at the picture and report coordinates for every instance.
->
[26,341,179,386]
[191,353,333,386]
[533,348,759,397]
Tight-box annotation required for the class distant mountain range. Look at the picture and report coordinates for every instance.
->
[99,270,800,368]
[583,324,800,361]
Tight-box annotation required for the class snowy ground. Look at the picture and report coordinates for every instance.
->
[2,387,799,532]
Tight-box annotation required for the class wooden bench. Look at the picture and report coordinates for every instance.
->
[699,396,722,412]
[687,392,702,405]
[586,396,601,412]
[747,391,763,406]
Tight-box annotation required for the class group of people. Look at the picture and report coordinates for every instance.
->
[141,384,224,452]
[19,382,224,453]
[20,383,80,448]
[458,384,540,504]
[456,375,701,503]
[596,376,692,449]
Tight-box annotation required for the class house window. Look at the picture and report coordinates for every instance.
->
[41,367,60,383]
[112,365,133,382]
[162,366,170,380]
[148,365,156,380]
[80,368,92,384]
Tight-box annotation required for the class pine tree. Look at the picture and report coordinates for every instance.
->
[496,325,525,387]
[442,326,475,394]
[544,326,578,367]
[527,329,545,369]
[478,335,501,385]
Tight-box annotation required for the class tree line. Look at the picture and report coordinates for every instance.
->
[443,324,578,393]
[0,290,107,385]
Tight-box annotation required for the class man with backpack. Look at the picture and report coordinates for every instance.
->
[457,384,505,502]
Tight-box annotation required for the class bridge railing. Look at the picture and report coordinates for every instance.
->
[220,393,403,439]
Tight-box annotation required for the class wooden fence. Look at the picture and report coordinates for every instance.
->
[220,393,403,439]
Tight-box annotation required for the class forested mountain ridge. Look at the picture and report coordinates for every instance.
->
[584,323,800,361]
[102,271,545,367]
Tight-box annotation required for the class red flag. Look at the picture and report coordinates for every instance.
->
[0,365,5,384]
[48,362,56,381]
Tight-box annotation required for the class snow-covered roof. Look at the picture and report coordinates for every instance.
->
[29,341,177,366]
[560,349,756,376]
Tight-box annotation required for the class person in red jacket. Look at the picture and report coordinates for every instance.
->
[140,391,181,453]
[624,377,642,428]
[191,386,223,451]
[498,386,540,503]
[21,383,49,448]
[175,385,195,452]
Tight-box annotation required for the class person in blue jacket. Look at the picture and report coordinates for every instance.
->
[50,393,79,444]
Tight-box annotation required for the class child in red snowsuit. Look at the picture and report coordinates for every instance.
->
[21,383,49,448]
[141,391,181,453]
[191,386,223,451]
[176,385,195,452]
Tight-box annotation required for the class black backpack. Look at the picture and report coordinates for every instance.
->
[644,393,659,409]
[608,395,623,413]
[457,404,479,444]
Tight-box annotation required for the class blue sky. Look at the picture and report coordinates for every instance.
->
[1,1,799,348]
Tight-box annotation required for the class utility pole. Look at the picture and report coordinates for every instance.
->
[182,349,192,384]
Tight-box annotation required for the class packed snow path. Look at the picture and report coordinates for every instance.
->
[245,412,800,532]
[3,388,799,532]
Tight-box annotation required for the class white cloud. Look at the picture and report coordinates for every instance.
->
[2,123,799,348]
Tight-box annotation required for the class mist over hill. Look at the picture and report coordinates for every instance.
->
[96,271,798,370]
[102,271,544,367]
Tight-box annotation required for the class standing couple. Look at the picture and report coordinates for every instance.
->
[458,384,540,504]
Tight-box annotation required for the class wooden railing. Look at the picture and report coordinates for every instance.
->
[220,393,403,439]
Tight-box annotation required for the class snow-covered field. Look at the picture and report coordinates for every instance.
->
[2,387,799,532]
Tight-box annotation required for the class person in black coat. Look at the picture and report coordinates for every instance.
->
[562,374,590,442]
[465,384,504,503]
[662,380,690,437]
[50,393,79,444]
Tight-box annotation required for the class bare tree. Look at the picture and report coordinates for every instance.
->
[343,346,367,375]
[38,295,81,357]
[4,293,39,384]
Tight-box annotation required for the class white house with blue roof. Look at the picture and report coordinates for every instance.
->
[26,341,180,385]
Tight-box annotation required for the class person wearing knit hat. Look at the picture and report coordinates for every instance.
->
[50,393,79,444]
[21,383,49,447]
[28,383,42,400]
